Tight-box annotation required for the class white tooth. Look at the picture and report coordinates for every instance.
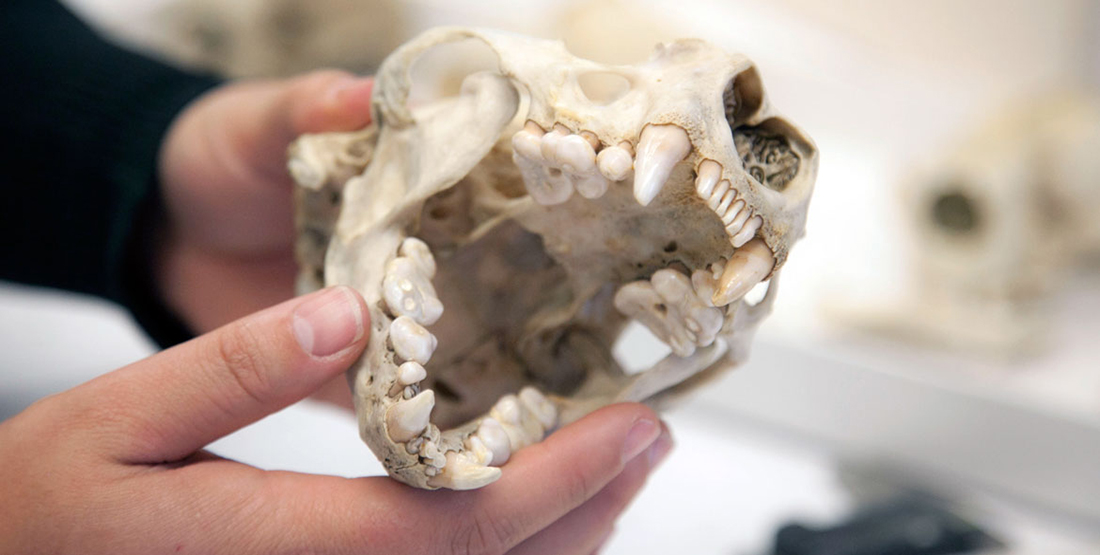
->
[419,438,446,469]
[428,450,502,490]
[383,256,443,326]
[540,127,569,166]
[386,390,435,443]
[692,263,721,308]
[715,189,736,215]
[615,270,723,357]
[695,160,722,198]
[707,180,730,210]
[575,173,610,199]
[476,418,512,466]
[597,145,633,182]
[722,200,746,225]
[713,237,775,306]
[515,153,573,206]
[511,129,544,161]
[633,124,692,206]
[518,387,557,430]
[399,237,436,277]
[725,204,751,235]
[491,394,543,451]
[390,316,437,365]
[490,394,522,426]
[558,134,597,174]
[731,215,763,248]
[397,361,427,386]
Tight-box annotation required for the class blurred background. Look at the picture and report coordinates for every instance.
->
[3,0,1099,553]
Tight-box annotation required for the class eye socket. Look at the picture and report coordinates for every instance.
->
[577,71,631,105]
[930,188,981,235]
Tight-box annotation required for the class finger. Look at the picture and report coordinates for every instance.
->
[78,286,368,463]
[507,424,673,555]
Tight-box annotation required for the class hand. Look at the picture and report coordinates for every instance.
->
[0,286,672,555]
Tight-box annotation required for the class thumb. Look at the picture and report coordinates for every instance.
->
[84,286,369,463]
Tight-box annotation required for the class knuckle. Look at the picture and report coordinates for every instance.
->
[214,322,272,406]
[447,508,521,555]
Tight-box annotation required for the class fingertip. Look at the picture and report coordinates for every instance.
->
[291,286,370,359]
[289,70,374,135]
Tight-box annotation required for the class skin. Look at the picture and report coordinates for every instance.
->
[0,71,673,554]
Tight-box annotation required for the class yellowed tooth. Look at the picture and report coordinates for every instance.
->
[731,215,763,248]
[712,238,775,306]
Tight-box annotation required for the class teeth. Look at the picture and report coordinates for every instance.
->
[707,180,730,210]
[386,390,435,443]
[557,134,597,174]
[597,144,633,182]
[712,238,775,306]
[614,268,724,357]
[397,361,427,386]
[695,160,722,198]
[389,316,437,365]
[427,449,502,490]
[715,189,736,215]
[476,417,512,466]
[518,387,557,430]
[490,394,522,426]
[731,215,763,248]
[540,126,569,166]
[515,152,574,205]
[382,239,443,325]
[490,394,545,451]
[575,173,610,199]
[633,125,692,206]
[722,200,746,225]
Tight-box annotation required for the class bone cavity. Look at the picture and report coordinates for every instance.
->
[428,450,502,490]
[386,390,435,443]
[558,134,598,174]
[597,144,633,182]
[633,124,692,206]
[390,316,437,365]
[713,238,775,306]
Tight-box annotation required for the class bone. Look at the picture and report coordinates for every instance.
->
[614,268,724,357]
[597,144,633,182]
[428,450,502,490]
[382,251,443,325]
[725,204,752,236]
[476,417,512,466]
[695,160,722,198]
[557,134,597,174]
[692,260,725,308]
[518,386,558,430]
[397,361,428,386]
[386,390,435,443]
[731,215,763,248]
[712,238,775,306]
[633,124,692,206]
[390,316,437,365]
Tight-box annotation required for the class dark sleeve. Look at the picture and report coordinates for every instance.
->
[0,0,222,348]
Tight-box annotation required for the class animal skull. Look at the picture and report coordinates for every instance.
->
[289,27,817,489]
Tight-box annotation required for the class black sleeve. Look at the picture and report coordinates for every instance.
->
[0,0,222,348]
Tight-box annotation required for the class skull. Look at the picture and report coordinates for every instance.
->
[289,27,818,489]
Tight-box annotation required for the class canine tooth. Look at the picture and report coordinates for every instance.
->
[722,200,746,225]
[540,127,569,166]
[695,160,722,197]
[715,189,736,215]
[465,436,494,466]
[419,438,446,468]
[390,316,437,365]
[731,215,763,248]
[597,145,633,181]
[383,256,444,325]
[397,361,427,386]
[518,387,557,430]
[402,386,415,400]
[428,451,502,490]
[633,124,692,206]
[712,238,775,306]
[477,417,512,466]
[386,390,435,443]
[558,134,597,174]
[575,173,610,199]
[707,180,730,210]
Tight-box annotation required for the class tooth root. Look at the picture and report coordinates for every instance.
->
[722,200,746,225]
[398,361,427,386]
[465,435,494,466]
[712,238,775,306]
[427,451,502,490]
[476,418,512,466]
[695,160,722,197]
[715,189,736,215]
[633,124,692,206]
[707,180,730,210]
[386,390,435,443]
[390,316,437,365]
[519,387,558,430]
[575,173,610,199]
[558,134,597,174]
[731,215,763,248]
[597,145,633,182]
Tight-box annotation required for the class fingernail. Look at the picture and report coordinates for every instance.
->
[646,428,674,469]
[293,286,363,357]
[327,76,371,105]
[621,417,660,464]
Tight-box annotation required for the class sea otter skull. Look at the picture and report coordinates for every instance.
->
[289,27,817,489]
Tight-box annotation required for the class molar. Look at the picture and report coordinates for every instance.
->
[613,268,723,357]
[390,316,437,365]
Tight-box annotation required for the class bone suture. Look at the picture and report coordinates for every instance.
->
[288,27,818,489]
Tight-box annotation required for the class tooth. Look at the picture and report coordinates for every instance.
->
[597,144,633,182]
[715,189,736,215]
[731,215,763,248]
[722,200,746,225]
[383,256,444,325]
[465,435,494,466]
[397,361,427,386]
[399,237,436,277]
[633,124,692,206]
[515,153,574,205]
[390,316,437,365]
[490,394,522,426]
[511,130,543,161]
[707,180,730,210]
[476,417,512,466]
[540,127,569,166]
[712,238,775,306]
[386,390,435,443]
[428,450,502,490]
[575,173,610,199]
[579,131,601,150]
[695,160,722,197]
[518,387,557,430]
[725,205,751,235]
[558,134,597,174]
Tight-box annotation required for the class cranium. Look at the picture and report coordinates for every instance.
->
[289,27,817,489]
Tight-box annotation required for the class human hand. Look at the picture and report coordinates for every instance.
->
[0,286,672,555]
